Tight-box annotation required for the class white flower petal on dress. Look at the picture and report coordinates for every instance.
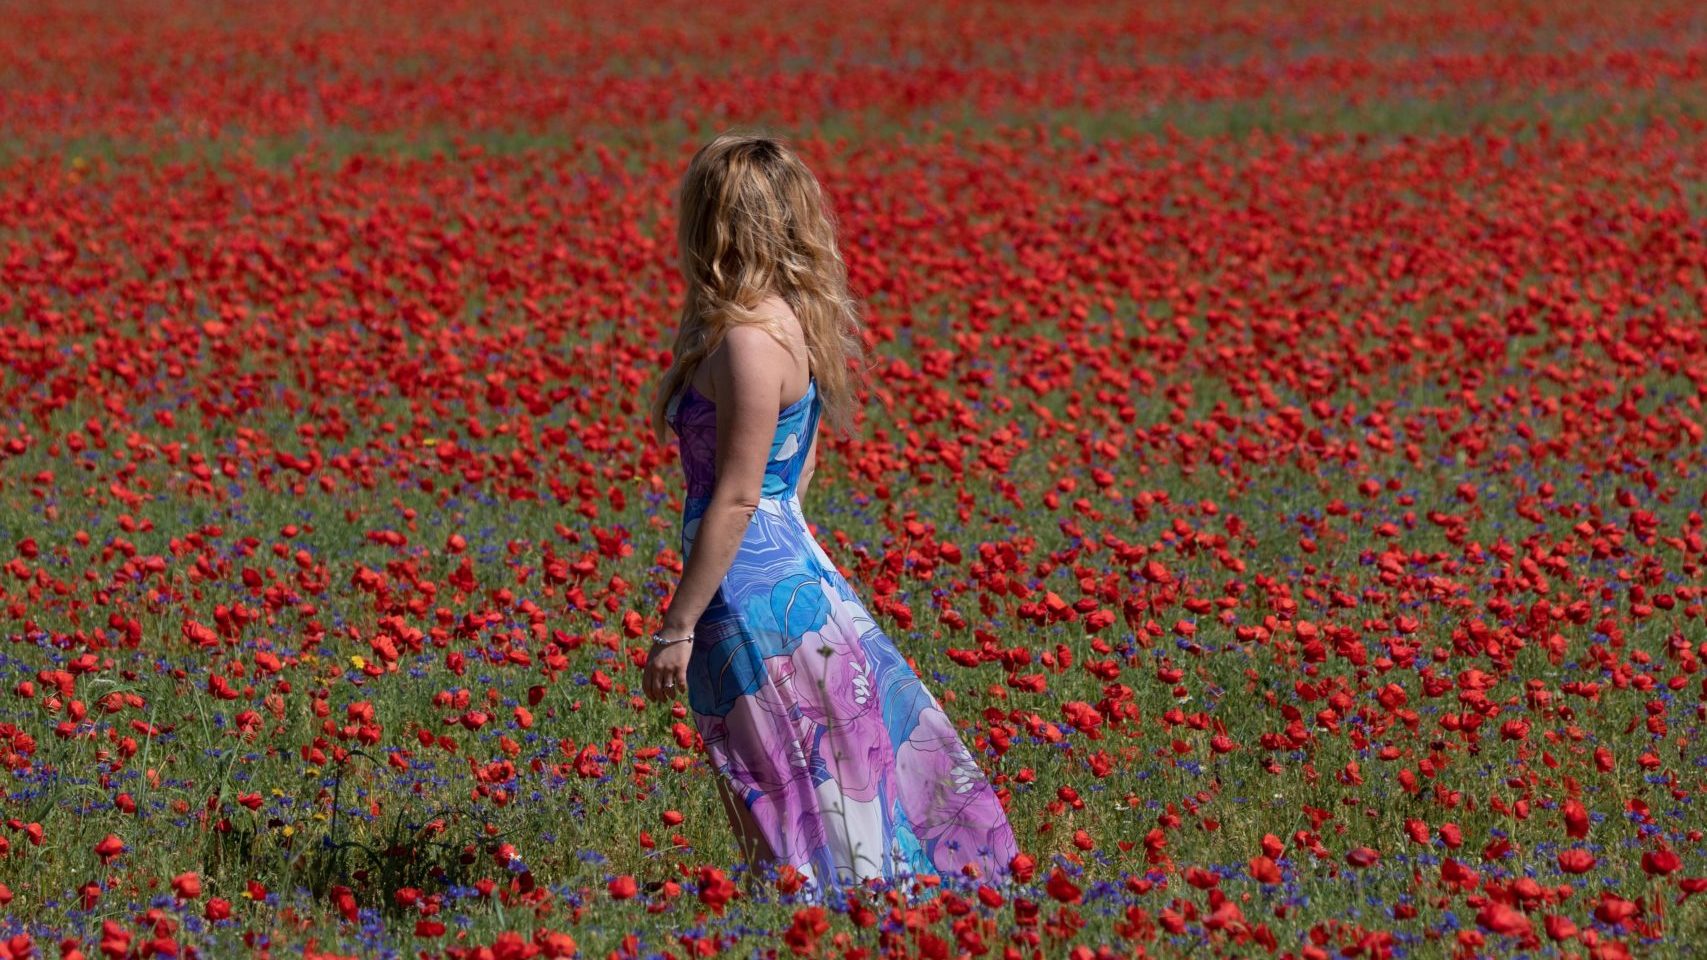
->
[815,781,888,883]
[949,739,983,793]
[774,432,800,461]
[850,657,873,706]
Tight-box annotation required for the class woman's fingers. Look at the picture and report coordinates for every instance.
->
[638,648,689,703]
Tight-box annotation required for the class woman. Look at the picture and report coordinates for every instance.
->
[645,133,1019,896]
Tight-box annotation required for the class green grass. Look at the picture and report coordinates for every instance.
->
[1,55,1705,955]
[6,86,1702,171]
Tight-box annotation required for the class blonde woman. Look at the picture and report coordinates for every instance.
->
[646,133,1019,895]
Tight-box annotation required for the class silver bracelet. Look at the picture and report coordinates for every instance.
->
[650,628,694,648]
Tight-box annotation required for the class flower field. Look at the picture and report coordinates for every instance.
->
[2,0,1706,957]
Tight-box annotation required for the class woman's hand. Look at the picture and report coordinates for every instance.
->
[643,632,693,703]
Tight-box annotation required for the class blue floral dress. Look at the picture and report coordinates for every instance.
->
[665,374,1019,894]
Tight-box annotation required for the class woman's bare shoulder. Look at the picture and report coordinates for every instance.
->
[718,318,794,357]
[706,321,794,389]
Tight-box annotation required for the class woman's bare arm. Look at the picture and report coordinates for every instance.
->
[661,325,791,637]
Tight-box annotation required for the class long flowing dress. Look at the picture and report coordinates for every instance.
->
[666,373,1019,893]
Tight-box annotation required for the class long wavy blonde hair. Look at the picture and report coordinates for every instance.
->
[648,132,870,445]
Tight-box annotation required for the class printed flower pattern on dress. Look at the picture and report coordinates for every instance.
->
[666,375,1019,893]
